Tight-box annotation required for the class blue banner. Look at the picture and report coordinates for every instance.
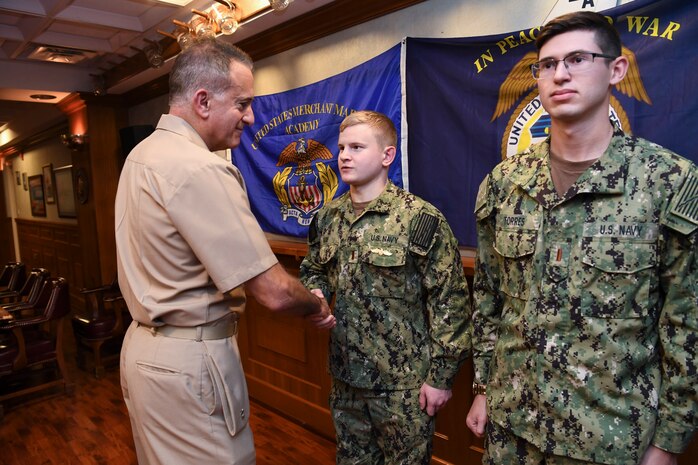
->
[406,0,697,246]
[235,44,403,237]
[235,0,695,247]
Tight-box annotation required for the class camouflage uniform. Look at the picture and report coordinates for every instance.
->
[473,130,698,465]
[301,181,470,464]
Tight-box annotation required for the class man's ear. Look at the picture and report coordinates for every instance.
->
[382,146,396,167]
[609,55,629,85]
[193,89,211,118]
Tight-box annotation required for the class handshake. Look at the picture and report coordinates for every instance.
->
[307,288,336,329]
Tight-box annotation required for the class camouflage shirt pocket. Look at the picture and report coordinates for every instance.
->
[319,244,338,291]
[580,238,657,318]
[494,228,537,299]
[362,246,407,299]
[319,243,337,264]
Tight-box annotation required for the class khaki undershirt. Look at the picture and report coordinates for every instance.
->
[352,199,370,217]
[549,151,600,196]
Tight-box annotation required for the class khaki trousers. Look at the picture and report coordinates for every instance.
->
[121,321,255,465]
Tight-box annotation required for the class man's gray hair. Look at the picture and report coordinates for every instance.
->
[169,38,253,107]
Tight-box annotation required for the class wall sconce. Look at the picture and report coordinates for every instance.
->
[269,0,293,11]
[60,134,88,150]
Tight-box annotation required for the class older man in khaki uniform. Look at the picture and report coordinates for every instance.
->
[116,39,333,465]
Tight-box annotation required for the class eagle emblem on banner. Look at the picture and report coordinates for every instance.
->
[492,47,651,159]
[272,137,339,226]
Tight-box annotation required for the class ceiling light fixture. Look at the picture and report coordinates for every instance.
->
[161,0,295,52]
[143,39,164,68]
[269,0,293,11]
[212,1,238,35]
[90,74,106,96]
[172,20,194,50]
[191,9,216,38]
[29,94,57,101]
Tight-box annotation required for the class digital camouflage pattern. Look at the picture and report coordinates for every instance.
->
[484,420,600,465]
[301,181,471,390]
[330,379,433,465]
[473,130,698,465]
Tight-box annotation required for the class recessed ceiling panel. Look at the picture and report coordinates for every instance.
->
[28,45,97,64]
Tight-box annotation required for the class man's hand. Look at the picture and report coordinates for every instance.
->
[638,445,677,465]
[466,394,487,438]
[306,289,335,329]
[419,383,452,416]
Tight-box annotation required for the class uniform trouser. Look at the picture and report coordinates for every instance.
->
[120,321,255,465]
[329,379,434,465]
[483,420,604,465]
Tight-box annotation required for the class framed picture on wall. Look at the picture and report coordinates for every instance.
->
[28,174,46,217]
[42,164,56,204]
[15,170,20,186]
[54,165,77,218]
[22,172,27,191]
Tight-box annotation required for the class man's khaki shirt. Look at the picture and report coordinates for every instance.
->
[115,114,277,327]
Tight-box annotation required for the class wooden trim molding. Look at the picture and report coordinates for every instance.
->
[0,122,68,158]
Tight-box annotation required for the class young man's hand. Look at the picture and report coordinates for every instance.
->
[307,289,336,329]
[466,394,487,438]
[638,446,677,465]
[419,383,452,416]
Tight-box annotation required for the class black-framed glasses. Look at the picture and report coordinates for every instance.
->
[531,51,617,79]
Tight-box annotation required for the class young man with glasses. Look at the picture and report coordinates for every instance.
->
[467,11,696,465]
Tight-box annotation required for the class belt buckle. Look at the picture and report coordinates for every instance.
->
[138,322,158,336]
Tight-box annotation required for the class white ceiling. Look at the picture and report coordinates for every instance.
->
[0,0,335,153]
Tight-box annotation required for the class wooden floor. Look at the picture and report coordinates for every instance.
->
[0,341,336,465]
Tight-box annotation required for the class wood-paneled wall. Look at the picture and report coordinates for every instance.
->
[0,175,15,265]
[15,218,85,310]
[239,252,335,437]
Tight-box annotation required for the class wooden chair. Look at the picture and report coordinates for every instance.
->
[0,262,25,294]
[0,268,50,305]
[0,262,17,289]
[0,277,73,420]
[71,278,131,378]
[0,272,53,350]
[1,269,53,320]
